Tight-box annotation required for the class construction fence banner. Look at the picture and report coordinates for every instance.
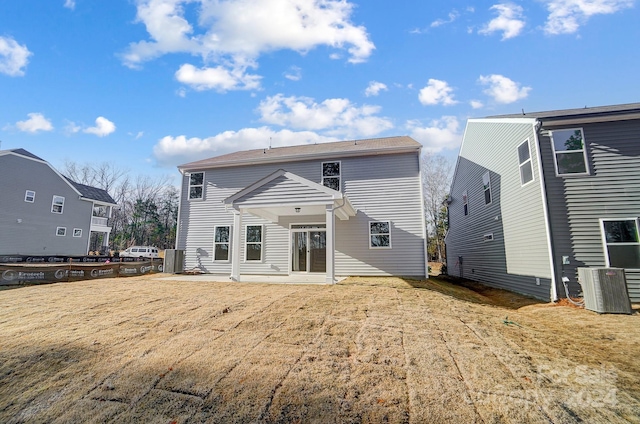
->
[0,255,138,264]
[0,260,163,285]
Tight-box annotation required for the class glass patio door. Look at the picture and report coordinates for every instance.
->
[291,226,326,273]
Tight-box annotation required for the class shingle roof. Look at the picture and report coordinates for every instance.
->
[65,178,117,205]
[0,148,45,161]
[178,136,422,171]
[487,102,640,120]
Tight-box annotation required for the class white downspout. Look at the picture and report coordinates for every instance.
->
[533,121,559,301]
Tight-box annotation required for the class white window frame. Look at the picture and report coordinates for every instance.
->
[245,224,264,262]
[321,161,341,192]
[56,227,67,236]
[482,172,492,205]
[25,190,36,203]
[188,171,205,200]
[51,195,65,214]
[462,190,468,216]
[73,228,82,238]
[213,225,231,262]
[518,139,534,186]
[483,233,494,242]
[600,218,640,269]
[369,220,392,249]
[550,128,590,176]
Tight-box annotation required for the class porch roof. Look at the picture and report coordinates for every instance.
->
[223,169,356,222]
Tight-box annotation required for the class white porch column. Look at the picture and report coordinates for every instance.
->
[325,205,335,284]
[231,210,242,281]
[104,230,111,250]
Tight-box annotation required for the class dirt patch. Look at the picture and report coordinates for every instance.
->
[1,274,639,423]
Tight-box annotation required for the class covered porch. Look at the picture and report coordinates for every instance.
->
[223,169,356,284]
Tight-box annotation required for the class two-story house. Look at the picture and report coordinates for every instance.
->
[0,148,117,256]
[446,103,640,302]
[176,136,427,283]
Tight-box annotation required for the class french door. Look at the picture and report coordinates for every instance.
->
[291,225,326,273]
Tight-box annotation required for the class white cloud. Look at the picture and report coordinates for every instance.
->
[84,116,116,137]
[364,81,388,97]
[418,79,457,106]
[543,0,634,34]
[123,0,374,90]
[407,116,462,152]
[431,11,460,28]
[152,127,339,167]
[479,74,531,104]
[470,100,484,109]
[284,66,302,81]
[257,94,394,138]
[64,120,82,134]
[64,0,76,10]
[175,63,261,92]
[12,113,54,133]
[479,3,526,40]
[0,36,32,77]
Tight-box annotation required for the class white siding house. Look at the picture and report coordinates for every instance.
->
[446,103,640,302]
[176,136,427,282]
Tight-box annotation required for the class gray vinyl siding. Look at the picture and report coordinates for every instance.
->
[177,152,426,277]
[0,155,91,256]
[446,121,553,300]
[540,118,640,302]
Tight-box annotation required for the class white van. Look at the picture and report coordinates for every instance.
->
[119,246,160,259]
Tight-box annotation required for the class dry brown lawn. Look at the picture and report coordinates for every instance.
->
[1,274,639,423]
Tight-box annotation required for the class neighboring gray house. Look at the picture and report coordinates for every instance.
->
[0,148,117,256]
[176,136,427,283]
[446,103,640,302]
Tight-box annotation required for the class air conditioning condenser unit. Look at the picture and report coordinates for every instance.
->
[577,268,632,314]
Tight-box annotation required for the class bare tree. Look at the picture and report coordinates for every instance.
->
[421,153,453,263]
[62,161,179,252]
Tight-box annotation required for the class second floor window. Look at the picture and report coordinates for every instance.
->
[52,196,65,214]
[25,190,35,203]
[551,128,589,175]
[322,161,341,191]
[483,172,492,205]
[189,172,204,200]
[518,139,534,185]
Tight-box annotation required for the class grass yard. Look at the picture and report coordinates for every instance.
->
[1,275,639,423]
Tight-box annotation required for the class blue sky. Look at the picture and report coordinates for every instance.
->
[1,0,638,183]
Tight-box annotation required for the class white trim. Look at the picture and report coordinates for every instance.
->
[51,195,65,214]
[56,226,67,236]
[24,190,35,203]
[549,127,590,176]
[517,138,535,187]
[533,121,559,301]
[213,225,232,262]
[482,171,492,206]
[187,171,205,200]
[73,228,82,237]
[418,150,429,278]
[321,160,341,192]
[244,224,264,262]
[599,217,640,269]
[369,220,392,249]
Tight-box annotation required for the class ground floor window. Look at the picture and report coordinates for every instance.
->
[73,228,82,237]
[214,226,231,261]
[56,227,66,236]
[601,219,640,269]
[369,221,391,248]
[245,225,263,261]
